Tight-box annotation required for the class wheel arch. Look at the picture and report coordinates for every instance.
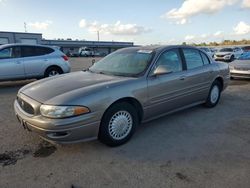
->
[213,76,224,90]
[101,97,144,124]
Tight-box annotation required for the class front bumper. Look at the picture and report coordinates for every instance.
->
[214,56,231,62]
[14,97,101,144]
[230,69,250,79]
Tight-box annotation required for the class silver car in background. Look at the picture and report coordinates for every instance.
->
[14,45,230,146]
[0,44,71,81]
[214,47,243,62]
[230,52,250,79]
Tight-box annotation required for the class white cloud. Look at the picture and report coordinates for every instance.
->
[162,0,238,24]
[214,31,224,37]
[79,19,151,35]
[185,35,195,40]
[233,21,250,35]
[79,19,87,28]
[201,33,209,38]
[28,20,52,30]
[242,0,250,8]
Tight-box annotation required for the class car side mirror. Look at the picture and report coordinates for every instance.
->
[153,65,172,76]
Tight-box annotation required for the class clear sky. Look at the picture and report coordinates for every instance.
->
[0,0,250,45]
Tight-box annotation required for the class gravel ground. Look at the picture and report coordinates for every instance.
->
[0,58,250,188]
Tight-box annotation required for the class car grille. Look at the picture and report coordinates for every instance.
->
[216,55,225,58]
[234,67,250,71]
[17,97,35,115]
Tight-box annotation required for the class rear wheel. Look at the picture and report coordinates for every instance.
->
[44,67,62,78]
[99,102,138,147]
[205,80,222,108]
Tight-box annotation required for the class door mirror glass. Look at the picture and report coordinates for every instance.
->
[153,65,172,76]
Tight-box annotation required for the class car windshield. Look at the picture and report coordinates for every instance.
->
[219,48,233,52]
[238,52,250,60]
[89,48,154,77]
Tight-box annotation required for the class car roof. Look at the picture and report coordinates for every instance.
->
[0,43,55,50]
[121,45,199,53]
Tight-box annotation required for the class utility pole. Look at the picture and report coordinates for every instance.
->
[97,30,100,41]
[24,22,27,32]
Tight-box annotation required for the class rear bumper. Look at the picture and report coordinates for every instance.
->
[14,100,100,144]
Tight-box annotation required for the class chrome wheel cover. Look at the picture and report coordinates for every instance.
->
[108,110,133,140]
[210,85,219,104]
[49,70,60,77]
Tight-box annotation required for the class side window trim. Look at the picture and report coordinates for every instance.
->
[199,51,210,65]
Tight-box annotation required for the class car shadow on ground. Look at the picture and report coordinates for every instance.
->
[0,80,35,89]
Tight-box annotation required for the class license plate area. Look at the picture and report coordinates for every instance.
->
[16,114,31,131]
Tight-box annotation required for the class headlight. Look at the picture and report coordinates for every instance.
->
[229,66,234,70]
[40,105,90,118]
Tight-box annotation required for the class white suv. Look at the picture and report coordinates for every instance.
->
[214,47,243,62]
[0,44,71,81]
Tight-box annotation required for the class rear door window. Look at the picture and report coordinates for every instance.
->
[183,48,204,69]
[21,46,36,57]
[21,46,54,57]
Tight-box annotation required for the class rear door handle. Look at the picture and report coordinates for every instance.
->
[16,61,21,64]
[209,70,214,74]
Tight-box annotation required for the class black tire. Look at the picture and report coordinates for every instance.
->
[205,80,222,108]
[229,55,234,62]
[44,67,62,78]
[98,102,139,147]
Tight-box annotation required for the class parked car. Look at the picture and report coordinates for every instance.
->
[0,44,71,81]
[14,45,229,146]
[229,52,250,79]
[214,47,243,62]
[79,47,94,57]
[242,46,250,52]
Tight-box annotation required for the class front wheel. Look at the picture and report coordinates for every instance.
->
[99,102,138,147]
[205,80,222,108]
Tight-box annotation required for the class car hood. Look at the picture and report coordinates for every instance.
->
[19,71,132,104]
[230,60,250,68]
[215,52,232,56]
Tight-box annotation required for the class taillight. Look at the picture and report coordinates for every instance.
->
[62,55,69,61]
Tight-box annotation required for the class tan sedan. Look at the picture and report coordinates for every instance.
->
[14,45,230,146]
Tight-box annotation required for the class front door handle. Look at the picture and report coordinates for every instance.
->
[16,61,21,64]
[179,76,186,80]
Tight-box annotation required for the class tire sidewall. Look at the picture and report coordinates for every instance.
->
[99,102,138,146]
[45,67,61,78]
[206,81,221,107]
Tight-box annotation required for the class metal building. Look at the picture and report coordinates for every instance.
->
[0,31,134,55]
